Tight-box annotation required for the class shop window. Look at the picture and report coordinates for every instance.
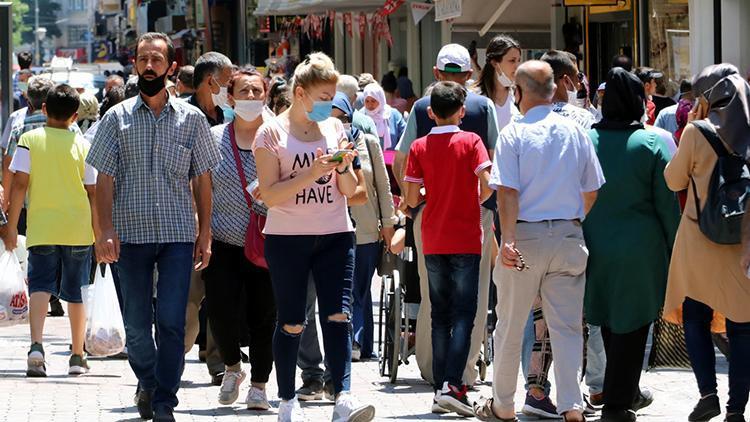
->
[648,0,690,91]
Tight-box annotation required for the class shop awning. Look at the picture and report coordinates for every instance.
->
[451,0,551,34]
[253,0,387,15]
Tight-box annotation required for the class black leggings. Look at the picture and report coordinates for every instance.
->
[203,240,276,383]
[601,323,651,412]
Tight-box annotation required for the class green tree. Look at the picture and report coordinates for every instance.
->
[20,0,62,45]
[11,0,30,47]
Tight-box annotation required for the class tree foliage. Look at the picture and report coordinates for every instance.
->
[11,0,30,47]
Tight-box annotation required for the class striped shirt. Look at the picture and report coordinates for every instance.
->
[86,94,221,244]
[210,123,267,247]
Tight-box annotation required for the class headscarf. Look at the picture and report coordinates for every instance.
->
[674,99,693,144]
[592,67,645,130]
[693,64,750,161]
[362,83,393,149]
[77,93,100,134]
[331,92,360,142]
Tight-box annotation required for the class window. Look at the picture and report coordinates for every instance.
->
[70,0,86,11]
[68,25,88,44]
[648,0,690,87]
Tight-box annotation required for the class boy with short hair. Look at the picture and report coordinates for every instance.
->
[404,81,493,416]
[2,84,99,377]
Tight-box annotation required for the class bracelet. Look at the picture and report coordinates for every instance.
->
[335,166,349,174]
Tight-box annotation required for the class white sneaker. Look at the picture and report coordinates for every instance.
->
[431,391,450,414]
[278,397,304,422]
[218,369,246,405]
[332,392,375,422]
[246,386,271,410]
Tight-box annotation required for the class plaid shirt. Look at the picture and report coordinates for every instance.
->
[87,94,221,244]
[6,111,47,158]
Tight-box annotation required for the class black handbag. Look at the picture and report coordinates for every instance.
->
[363,136,397,277]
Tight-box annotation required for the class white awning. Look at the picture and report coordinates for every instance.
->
[253,0,386,16]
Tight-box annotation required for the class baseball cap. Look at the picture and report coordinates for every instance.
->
[436,44,472,73]
[597,82,606,91]
[634,67,664,83]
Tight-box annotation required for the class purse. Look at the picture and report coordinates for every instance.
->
[229,123,268,269]
[363,136,396,277]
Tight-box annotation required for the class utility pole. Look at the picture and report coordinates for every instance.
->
[34,0,39,65]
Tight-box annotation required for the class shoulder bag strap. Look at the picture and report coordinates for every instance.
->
[228,122,254,210]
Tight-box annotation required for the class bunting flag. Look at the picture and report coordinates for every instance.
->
[380,0,405,16]
[410,2,433,25]
[328,10,336,32]
[358,12,367,39]
[343,12,353,38]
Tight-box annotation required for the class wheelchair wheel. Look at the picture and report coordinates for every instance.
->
[389,274,401,384]
[378,277,388,378]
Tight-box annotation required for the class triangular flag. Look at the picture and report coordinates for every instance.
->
[411,2,434,25]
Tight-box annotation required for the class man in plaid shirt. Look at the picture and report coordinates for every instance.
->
[87,32,220,422]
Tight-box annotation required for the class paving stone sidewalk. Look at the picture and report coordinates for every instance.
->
[0,300,730,421]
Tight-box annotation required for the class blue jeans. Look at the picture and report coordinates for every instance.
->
[684,297,750,414]
[352,242,380,358]
[265,233,355,401]
[27,245,92,303]
[116,243,194,411]
[425,253,480,389]
[585,324,606,395]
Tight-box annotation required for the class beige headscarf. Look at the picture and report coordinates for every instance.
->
[77,93,100,121]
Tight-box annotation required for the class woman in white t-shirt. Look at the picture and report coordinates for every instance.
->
[472,35,522,131]
[253,52,375,422]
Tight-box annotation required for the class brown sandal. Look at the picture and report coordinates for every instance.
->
[473,398,519,422]
[563,410,586,422]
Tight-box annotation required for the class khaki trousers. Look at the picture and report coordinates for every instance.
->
[184,270,224,375]
[414,207,494,385]
[492,220,587,415]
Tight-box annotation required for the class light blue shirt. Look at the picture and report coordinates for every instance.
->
[490,105,605,222]
[654,104,678,135]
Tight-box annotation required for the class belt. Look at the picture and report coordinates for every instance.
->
[517,219,581,226]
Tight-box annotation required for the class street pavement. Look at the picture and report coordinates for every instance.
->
[0,284,731,422]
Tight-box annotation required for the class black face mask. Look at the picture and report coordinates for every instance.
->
[137,69,169,97]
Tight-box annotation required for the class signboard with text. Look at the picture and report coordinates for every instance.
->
[434,0,461,21]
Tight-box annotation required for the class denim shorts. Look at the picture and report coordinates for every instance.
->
[27,245,93,303]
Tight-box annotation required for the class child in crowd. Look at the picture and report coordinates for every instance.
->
[2,84,99,377]
[403,81,493,417]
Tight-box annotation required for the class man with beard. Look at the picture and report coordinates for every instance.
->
[87,32,221,421]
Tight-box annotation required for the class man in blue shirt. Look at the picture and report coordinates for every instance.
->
[475,60,604,422]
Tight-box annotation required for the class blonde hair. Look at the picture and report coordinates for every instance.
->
[291,52,339,94]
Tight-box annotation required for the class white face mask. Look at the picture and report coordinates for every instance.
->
[496,70,514,88]
[567,89,579,106]
[233,100,264,122]
[211,77,230,108]
[343,123,352,132]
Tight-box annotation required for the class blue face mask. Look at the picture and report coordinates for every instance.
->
[222,106,235,122]
[305,94,333,122]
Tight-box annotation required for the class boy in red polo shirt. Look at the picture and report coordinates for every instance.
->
[404,81,493,416]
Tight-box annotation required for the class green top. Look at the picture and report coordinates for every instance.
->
[583,128,680,333]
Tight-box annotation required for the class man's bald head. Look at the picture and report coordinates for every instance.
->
[515,60,556,103]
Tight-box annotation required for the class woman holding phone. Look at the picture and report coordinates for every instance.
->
[203,66,276,410]
[254,52,375,422]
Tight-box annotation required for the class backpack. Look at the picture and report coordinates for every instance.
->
[690,120,750,244]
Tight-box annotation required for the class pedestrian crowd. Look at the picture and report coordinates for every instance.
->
[1,31,750,422]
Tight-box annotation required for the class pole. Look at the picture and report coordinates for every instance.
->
[34,0,39,65]
[1,2,13,130]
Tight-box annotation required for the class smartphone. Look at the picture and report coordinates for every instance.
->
[327,149,350,163]
[246,179,263,204]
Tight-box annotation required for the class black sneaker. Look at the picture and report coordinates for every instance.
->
[295,379,324,401]
[136,389,154,420]
[689,395,721,422]
[323,380,335,401]
[211,371,224,386]
[436,382,474,417]
[600,409,636,422]
[633,388,654,411]
[522,392,561,419]
[725,414,746,422]
[154,406,175,422]
[48,296,64,317]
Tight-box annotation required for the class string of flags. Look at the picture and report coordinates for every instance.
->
[258,0,406,46]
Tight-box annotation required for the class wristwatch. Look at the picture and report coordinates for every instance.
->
[335,166,349,174]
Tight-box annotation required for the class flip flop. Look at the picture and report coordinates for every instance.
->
[473,398,519,422]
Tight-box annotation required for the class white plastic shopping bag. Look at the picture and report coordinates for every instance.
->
[83,264,125,356]
[0,250,29,326]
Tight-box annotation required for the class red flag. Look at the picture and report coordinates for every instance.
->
[381,0,405,16]
[359,12,366,39]
[328,10,335,31]
[344,13,353,38]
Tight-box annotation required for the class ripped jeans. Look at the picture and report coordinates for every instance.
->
[265,232,355,400]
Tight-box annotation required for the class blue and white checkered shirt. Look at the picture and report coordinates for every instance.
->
[87,94,221,244]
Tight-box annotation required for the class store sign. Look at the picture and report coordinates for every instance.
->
[411,2,433,25]
[434,0,461,21]
[563,0,619,5]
